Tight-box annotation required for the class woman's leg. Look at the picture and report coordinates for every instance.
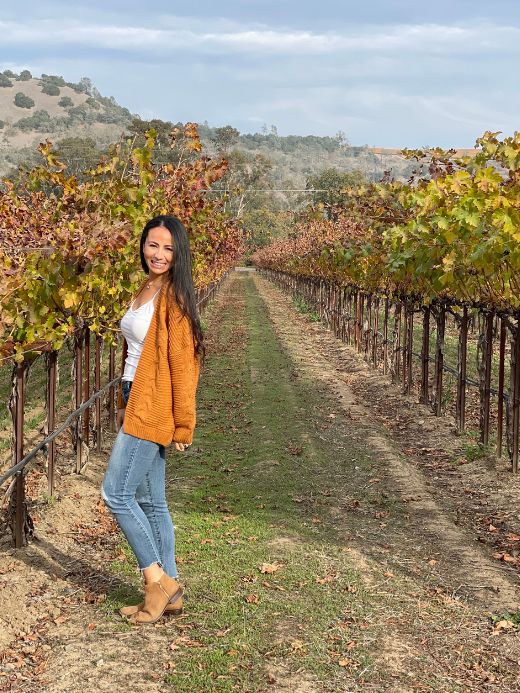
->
[101,429,164,572]
[135,445,177,578]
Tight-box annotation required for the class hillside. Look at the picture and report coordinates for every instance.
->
[0,72,133,174]
[1,71,449,184]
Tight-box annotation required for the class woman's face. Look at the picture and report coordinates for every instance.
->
[143,225,174,280]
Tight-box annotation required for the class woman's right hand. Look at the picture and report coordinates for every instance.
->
[116,408,126,432]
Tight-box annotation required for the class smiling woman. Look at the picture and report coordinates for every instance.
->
[101,214,203,625]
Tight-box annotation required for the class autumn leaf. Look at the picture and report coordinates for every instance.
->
[259,562,283,574]
[245,594,259,604]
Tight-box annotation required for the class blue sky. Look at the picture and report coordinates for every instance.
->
[1,1,518,147]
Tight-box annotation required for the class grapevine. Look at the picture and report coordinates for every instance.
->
[255,131,520,311]
[0,123,243,361]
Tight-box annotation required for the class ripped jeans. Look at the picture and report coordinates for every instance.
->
[101,380,177,577]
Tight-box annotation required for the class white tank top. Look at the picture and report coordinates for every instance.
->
[120,288,161,382]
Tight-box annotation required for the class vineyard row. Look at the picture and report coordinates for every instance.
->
[264,270,520,475]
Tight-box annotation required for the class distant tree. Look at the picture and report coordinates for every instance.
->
[14,92,34,109]
[78,77,93,94]
[212,125,240,152]
[3,70,17,78]
[15,109,51,131]
[85,96,100,109]
[0,74,13,87]
[16,70,32,81]
[54,136,101,175]
[58,96,73,108]
[66,104,96,123]
[305,167,366,220]
[41,83,60,96]
[221,149,273,218]
[243,208,287,249]
[41,74,66,86]
[127,117,184,165]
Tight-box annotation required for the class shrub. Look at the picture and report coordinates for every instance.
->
[41,74,66,86]
[0,74,13,87]
[3,70,16,78]
[85,96,100,109]
[16,109,51,131]
[58,96,73,108]
[14,92,34,109]
[17,70,32,81]
[41,83,60,96]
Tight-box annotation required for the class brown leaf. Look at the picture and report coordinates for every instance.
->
[259,562,283,574]
[290,639,305,651]
[316,573,336,585]
[494,619,515,631]
[245,594,259,604]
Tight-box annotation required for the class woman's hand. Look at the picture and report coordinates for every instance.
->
[173,442,190,452]
[116,408,126,432]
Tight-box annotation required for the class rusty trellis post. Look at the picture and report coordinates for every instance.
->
[11,362,27,548]
[433,307,445,416]
[479,311,494,446]
[455,307,468,432]
[383,298,389,375]
[365,294,372,359]
[46,351,58,496]
[403,303,414,394]
[108,344,116,433]
[83,327,91,447]
[420,307,430,405]
[95,336,102,453]
[497,318,507,458]
[510,319,520,473]
[74,329,84,473]
[372,297,379,368]
[391,303,402,383]
[357,293,364,353]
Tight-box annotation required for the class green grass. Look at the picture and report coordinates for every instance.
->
[292,295,321,322]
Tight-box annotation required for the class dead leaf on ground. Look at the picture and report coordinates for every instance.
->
[259,562,283,574]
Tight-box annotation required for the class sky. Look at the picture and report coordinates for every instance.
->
[1,1,519,147]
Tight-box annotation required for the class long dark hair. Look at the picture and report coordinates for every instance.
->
[140,215,204,360]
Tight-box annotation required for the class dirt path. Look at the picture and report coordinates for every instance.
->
[1,270,520,692]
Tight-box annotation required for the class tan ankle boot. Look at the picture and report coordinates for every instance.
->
[119,590,183,618]
[128,573,183,625]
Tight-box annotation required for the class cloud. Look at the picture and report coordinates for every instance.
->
[1,11,518,147]
[1,18,519,57]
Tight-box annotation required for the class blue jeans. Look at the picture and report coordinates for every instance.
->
[101,381,177,577]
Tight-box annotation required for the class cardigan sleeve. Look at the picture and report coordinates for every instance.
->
[167,306,201,444]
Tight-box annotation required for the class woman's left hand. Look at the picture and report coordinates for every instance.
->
[173,442,189,452]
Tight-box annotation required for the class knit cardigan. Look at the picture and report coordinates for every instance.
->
[117,281,200,446]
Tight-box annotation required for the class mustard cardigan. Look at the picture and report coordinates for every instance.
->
[118,282,200,446]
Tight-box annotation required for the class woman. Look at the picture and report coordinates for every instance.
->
[102,214,202,625]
